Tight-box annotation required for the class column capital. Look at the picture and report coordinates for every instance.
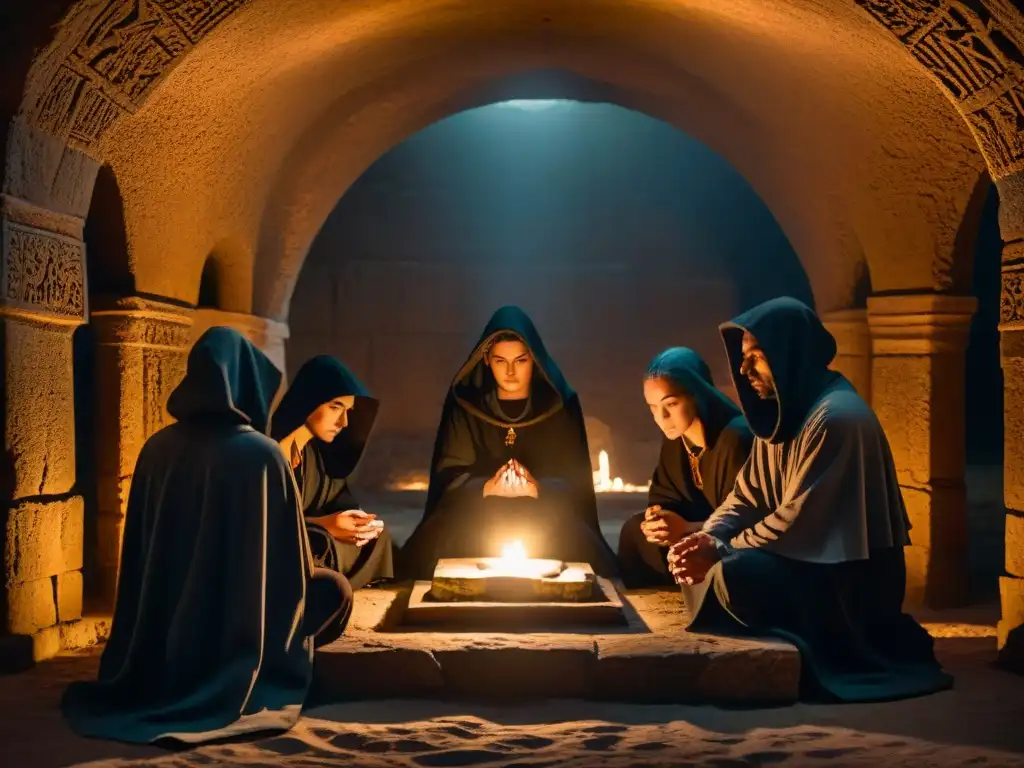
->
[192,308,289,346]
[820,308,870,357]
[91,296,194,350]
[867,294,977,355]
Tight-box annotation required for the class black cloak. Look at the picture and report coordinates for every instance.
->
[270,355,394,588]
[682,297,951,703]
[401,306,617,578]
[61,327,319,744]
[618,347,753,588]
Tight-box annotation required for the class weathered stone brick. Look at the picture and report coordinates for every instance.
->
[6,577,56,635]
[1006,512,1024,578]
[4,496,85,586]
[56,569,83,622]
[32,625,61,661]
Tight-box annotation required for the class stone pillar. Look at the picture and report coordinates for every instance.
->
[999,243,1024,671]
[821,309,872,405]
[867,294,976,609]
[191,308,290,374]
[0,195,87,663]
[89,297,193,611]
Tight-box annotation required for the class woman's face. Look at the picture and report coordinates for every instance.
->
[643,377,697,440]
[306,395,356,442]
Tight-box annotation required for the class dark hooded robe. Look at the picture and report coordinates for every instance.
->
[400,306,617,579]
[61,328,353,746]
[682,297,952,702]
[618,347,753,588]
[270,355,395,589]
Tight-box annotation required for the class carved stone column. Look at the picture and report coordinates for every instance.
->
[0,195,87,663]
[191,308,290,374]
[89,297,193,610]
[867,294,976,609]
[821,309,871,405]
[999,241,1024,672]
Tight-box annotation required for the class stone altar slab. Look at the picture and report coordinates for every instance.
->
[405,575,626,628]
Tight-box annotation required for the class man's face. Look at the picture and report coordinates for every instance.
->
[643,377,698,440]
[306,395,356,442]
[487,340,534,398]
[739,331,776,399]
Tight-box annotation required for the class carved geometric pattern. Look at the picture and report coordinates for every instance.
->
[1002,267,1024,324]
[1,222,86,320]
[31,0,249,152]
[855,0,1024,178]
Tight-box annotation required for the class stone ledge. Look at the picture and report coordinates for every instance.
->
[0,614,110,673]
[314,585,801,704]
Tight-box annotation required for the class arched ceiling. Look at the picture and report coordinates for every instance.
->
[8,0,1020,320]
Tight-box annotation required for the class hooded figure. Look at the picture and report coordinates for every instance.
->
[270,355,394,589]
[401,306,617,579]
[617,347,754,588]
[62,328,353,746]
[669,298,952,702]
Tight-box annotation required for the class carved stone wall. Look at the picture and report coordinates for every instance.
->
[822,309,873,404]
[89,297,193,610]
[24,0,250,156]
[998,209,1024,671]
[0,195,91,663]
[856,1,1024,180]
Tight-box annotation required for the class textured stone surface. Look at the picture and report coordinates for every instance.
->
[2,0,1011,321]
[315,585,800,703]
[1,318,78,500]
[6,577,56,635]
[869,294,976,608]
[56,570,83,622]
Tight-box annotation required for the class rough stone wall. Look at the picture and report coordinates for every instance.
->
[997,171,1024,670]
[0,194,88,660]
[289,258,740,489]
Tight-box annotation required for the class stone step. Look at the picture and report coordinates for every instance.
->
[311,585,801,705]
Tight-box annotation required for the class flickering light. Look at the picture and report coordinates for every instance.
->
[593,450,651,493]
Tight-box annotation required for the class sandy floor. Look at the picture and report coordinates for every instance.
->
[2,631,1022,768]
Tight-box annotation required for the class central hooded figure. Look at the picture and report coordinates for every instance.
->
[400,306,618,579]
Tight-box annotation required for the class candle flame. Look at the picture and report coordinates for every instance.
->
[593,449,650,493]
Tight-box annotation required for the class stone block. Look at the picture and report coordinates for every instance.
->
[899,485,968,608]
[998,575,1024,651]
[56,570,83,622]
[1,319,77,499]
[314,642,444,700]
[434,641,597,699]
[6,577,56,635]
[1007,512,1024,578]
[32,625,61,661]
[4,496,85,586]
[595,634,800,703]
[59,615,112,651]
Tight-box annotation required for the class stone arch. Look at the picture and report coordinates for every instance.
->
[2,1,1019,315]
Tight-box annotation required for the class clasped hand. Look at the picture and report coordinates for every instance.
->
[483,459,539,498]
[667,531,722,586]
[640,505,694,547]
[316,509,382,548]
